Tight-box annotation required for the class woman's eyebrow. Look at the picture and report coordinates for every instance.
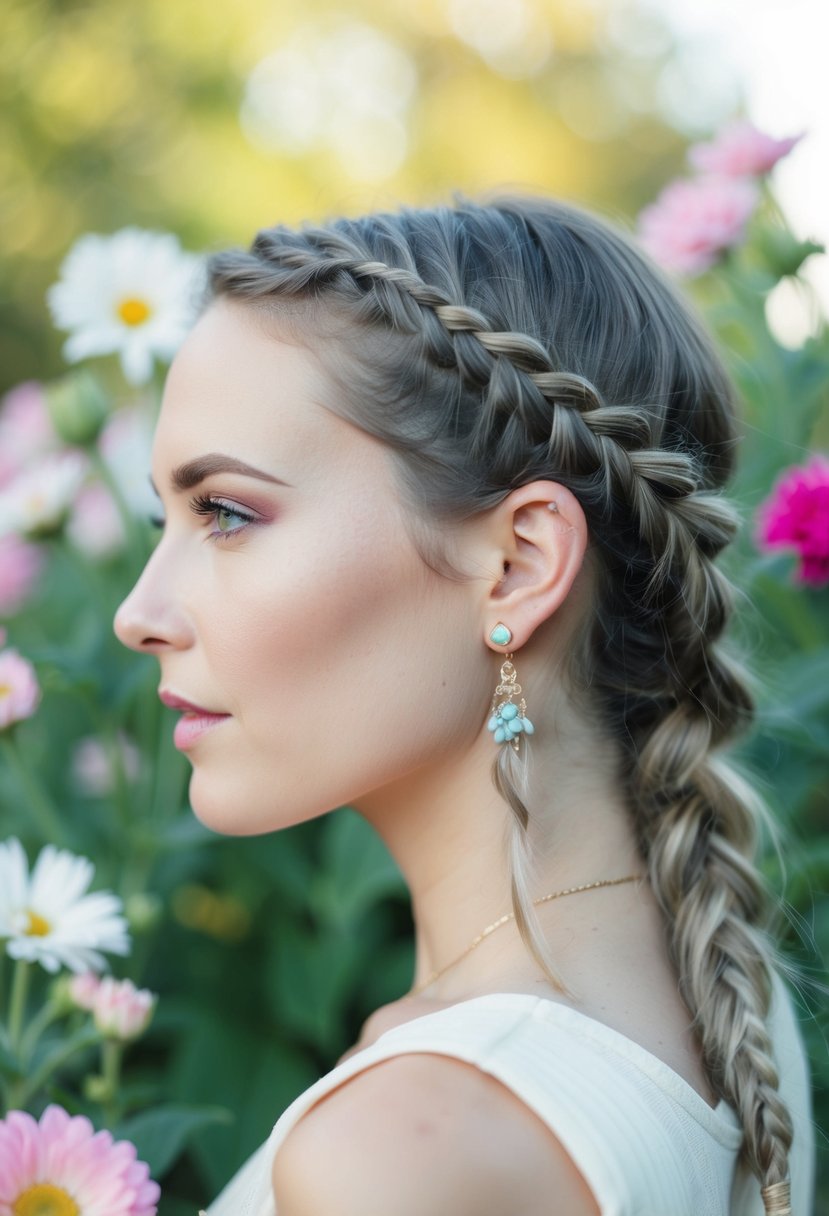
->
[148,454,292,496]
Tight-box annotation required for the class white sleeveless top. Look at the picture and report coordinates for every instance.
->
[203,968,814,1216]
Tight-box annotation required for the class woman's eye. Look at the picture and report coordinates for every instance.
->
[190,494,255,542]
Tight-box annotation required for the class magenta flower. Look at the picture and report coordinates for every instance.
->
[755,453,829,586]
[0,1104,160,1215]
[0,647,40,729]
[688,119,803,178]
[0,535,43,617]
[638,174,759,276]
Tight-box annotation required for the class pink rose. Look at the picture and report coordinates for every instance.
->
[0,534,44,617]
[755,453,829,587]
[637,174,759,276]
[689,120,803,178]
[0,647,40,729]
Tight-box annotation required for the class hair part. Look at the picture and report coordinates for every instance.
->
[205,192,800,1210]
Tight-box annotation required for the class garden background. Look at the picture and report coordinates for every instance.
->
[0,0,826,1213]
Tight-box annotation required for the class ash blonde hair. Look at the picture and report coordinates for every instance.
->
[205,193,801,1208]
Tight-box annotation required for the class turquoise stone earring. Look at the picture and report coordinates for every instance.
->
[489,622,512,647]
[487,654,534,751]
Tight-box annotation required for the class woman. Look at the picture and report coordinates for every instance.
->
[114,194,815,1215]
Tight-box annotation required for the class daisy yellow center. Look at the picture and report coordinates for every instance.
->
[0,682,10,698]
[12,1182,80,1216]
[117,296,152,326]
[23,909,51,936]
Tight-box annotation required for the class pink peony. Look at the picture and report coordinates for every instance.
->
[688,119,803,178]
[91,975,156,1040]
[638,174,759,276]
[0,647,40,730]
[0,1103,160,1215]
[0,382,57,489]
[755,453,829,586]
[0,534,43,617]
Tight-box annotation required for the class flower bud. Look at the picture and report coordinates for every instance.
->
[83,1073,115,1103]
[91,975,156,1041]
[124,891,163,934]
[44,371,109,447]
[67,970,102,1011]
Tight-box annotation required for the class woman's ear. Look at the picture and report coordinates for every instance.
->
[483,481,588,651]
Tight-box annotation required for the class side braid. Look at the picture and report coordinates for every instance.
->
[206,200,800,1210]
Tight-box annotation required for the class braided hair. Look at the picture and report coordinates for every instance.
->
[204,194,798,1211]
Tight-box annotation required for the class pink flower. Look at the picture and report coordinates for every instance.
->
[0,647,40,730]
[0,382,57,490]
[0,449,88,540]
[638,174,759,276]
[689,119,803,178]
[68,969,102,1011]
[91,975,156,1040]
[755,453,829,586]
[66,480,126,559]
[0,535,43,617]
[0,1103,160,1215]
[71,731,142,797]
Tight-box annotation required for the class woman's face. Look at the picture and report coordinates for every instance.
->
[114,299,489,835]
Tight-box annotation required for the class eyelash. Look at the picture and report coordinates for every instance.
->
[149,494,256,543]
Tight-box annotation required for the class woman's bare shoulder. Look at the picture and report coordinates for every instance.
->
[271,1052,600,1216]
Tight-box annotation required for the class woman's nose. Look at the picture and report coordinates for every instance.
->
[113,552,193,654]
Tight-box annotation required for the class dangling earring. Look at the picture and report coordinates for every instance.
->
[487,652,534,750]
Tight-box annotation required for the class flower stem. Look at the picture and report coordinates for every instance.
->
[85,445,147,557]
[19,997,64,1066]
[12,1024,101,1109]
[101,1038,123,1127]
[0,733,66,846]
[7,960,31,1056]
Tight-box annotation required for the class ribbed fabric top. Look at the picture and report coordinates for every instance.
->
[204,967,814,1216]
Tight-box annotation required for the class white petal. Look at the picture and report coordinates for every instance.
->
[120,339,155,385]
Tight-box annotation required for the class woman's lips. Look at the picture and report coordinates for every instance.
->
[159,690,231,749]
[172,711,231,751]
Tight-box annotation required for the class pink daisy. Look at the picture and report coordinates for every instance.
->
[755,453,829,586]
[0,1104,160,1215]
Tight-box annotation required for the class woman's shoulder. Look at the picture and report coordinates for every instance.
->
[270,1047,600,1216]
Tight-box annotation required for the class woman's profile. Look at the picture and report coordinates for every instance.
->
[113,194,815,1215]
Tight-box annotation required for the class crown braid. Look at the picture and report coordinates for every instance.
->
[206,197,798,1211]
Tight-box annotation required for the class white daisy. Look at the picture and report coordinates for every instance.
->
[47,227,204,386]
[0,449,88,540]
[0,837,131,974]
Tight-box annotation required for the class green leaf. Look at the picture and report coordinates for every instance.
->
[115,1103,233,1178]
[315,807,406,924]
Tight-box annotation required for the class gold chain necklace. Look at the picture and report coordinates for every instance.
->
[405,874,644,998]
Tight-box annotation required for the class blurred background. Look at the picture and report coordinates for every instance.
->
[0,1,826,1213]
[1,0,826,391]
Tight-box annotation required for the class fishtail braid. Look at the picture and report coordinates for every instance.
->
[205,195,803,1212]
